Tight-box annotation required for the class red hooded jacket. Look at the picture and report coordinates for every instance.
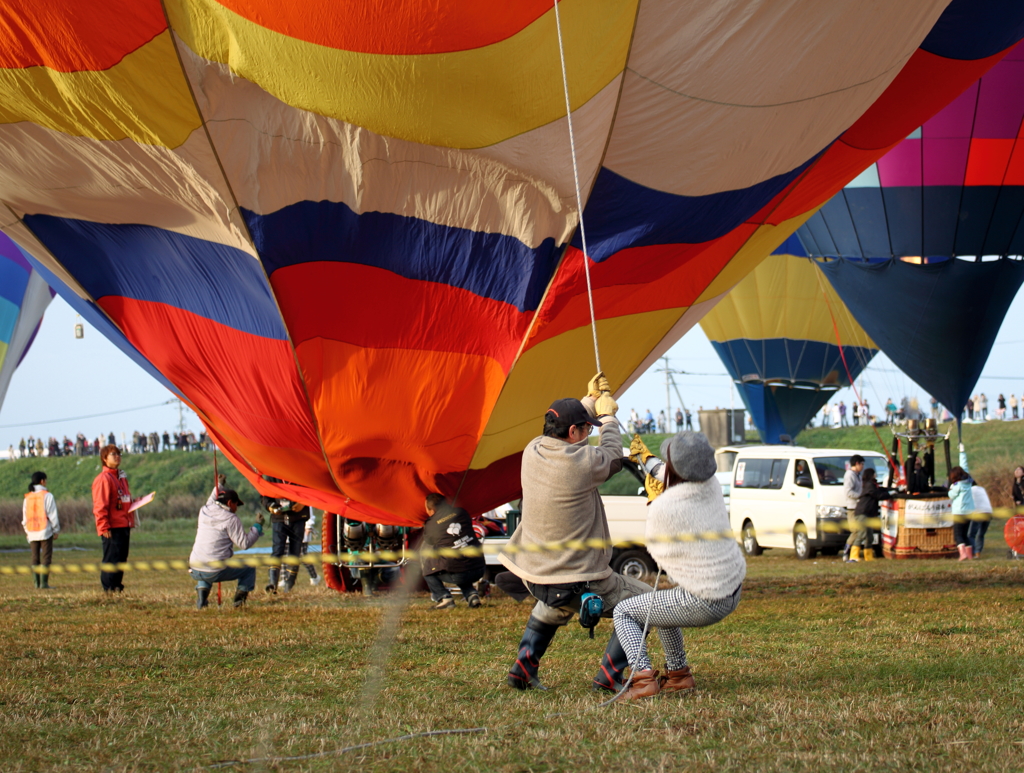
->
[92,466,135,535]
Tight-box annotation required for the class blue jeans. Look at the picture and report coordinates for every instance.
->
[967,518,991,555]
[190,566,257,592]
[423,566,485,601]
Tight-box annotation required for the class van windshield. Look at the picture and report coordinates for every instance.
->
[813,456,888,485]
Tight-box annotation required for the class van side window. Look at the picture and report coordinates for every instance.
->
[767,459,788,489]
[734,458,787,489]
[794,459,813,487]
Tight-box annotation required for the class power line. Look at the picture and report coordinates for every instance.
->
[0,400,175,429]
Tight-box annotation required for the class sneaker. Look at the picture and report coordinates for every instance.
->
[467,592,482,608]
[310,576,321,586]
[432,597,455,610]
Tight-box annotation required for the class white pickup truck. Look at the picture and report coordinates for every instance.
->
[481,493,656,580]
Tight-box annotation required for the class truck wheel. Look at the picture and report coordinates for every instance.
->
[741,521,762,556]
[794,524,817,560]
[611,549,657,581]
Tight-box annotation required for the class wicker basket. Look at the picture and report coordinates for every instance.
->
[881,497,957,559]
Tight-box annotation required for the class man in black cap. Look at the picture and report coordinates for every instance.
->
[498,373,652,691]
[188,475,265,609]
[420,493,486,609]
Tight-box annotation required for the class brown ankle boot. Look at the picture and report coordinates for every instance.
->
[660,665,695,693]
[619,669,660,700]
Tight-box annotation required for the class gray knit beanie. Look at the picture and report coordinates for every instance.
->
[661,431,716,482]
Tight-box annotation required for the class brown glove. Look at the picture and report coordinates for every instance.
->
[587,371,611,399]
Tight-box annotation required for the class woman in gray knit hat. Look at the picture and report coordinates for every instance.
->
[612,431,746,700]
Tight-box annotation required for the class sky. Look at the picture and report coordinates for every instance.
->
[2,285,1024,453]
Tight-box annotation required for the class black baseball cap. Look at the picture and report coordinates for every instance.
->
[217,489,244,506]
[546,398,602,429]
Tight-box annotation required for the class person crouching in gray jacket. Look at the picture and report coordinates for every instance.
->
[189,475,265,609]
[612,432,746,699]
[499,373,652,691]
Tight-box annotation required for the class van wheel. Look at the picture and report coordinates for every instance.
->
[794,524,817,560]
[741,521,762,556]
[611,549,657,581]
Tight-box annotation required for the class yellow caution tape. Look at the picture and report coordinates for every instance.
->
[2,508,1020,578]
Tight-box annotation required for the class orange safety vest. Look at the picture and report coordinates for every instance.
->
[24,490,48,532]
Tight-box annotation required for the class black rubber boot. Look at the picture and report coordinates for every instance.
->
[32,566,40,589]
[196,587,210,610]
[40,570,50,589]
[233,590,249,607]
[265,568,280,593]
[507,618,559,691]
[593,628,630,693]
[281,567,298,593]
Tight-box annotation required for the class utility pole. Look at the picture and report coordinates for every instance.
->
[167,398,188,435]
[655,357,689,431]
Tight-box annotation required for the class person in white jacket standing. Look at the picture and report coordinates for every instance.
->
[613,432,746,700]
[22,471,60,589]
[189,475,265,609]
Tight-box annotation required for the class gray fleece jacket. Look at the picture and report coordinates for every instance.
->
[499,397,622,585]
[189,488,262,569]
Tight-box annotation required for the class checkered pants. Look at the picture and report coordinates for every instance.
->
[613,586,741,672]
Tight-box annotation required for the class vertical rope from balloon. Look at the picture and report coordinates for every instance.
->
[553,0,601,373]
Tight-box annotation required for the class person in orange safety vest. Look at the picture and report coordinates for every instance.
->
[23,471,60,589]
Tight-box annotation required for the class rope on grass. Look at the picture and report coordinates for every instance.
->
[2,507,1019,578]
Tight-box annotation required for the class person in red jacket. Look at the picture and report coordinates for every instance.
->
[92,445,141,592]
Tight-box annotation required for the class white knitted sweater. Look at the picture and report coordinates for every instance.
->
[646,478,746,600]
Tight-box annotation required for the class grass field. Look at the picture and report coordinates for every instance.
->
[2,520,1024,772]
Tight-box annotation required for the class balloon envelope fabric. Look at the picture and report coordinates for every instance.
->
[815,256,1024,425]
[0,1,1022,523]
[799,40,1024,260]
[701,237,877,444]
[0,232,53,412]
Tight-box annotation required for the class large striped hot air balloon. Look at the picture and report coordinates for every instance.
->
[801,40,1024,424]
[0,1,1021,523]
[701,237,877,444]
[0,232,53,413]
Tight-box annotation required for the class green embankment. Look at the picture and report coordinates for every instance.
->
[0,449,259,502]
[4,420,1019,518]
[0,451,263,532]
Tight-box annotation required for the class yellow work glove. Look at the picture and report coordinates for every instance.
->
[644,473,665,502]
[594,392,618,417]
[628,434,656,465]
[587,371,611,399]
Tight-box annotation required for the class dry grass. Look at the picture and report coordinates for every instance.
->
[1,525,1023,772]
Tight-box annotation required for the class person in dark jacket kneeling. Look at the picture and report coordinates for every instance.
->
[421,493,486,610]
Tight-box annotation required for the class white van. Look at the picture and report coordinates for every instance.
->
[719,446,889,559]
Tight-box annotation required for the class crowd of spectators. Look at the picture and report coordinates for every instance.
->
[7,430,211,459]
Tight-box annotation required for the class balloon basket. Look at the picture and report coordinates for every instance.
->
[881,496,957,559]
